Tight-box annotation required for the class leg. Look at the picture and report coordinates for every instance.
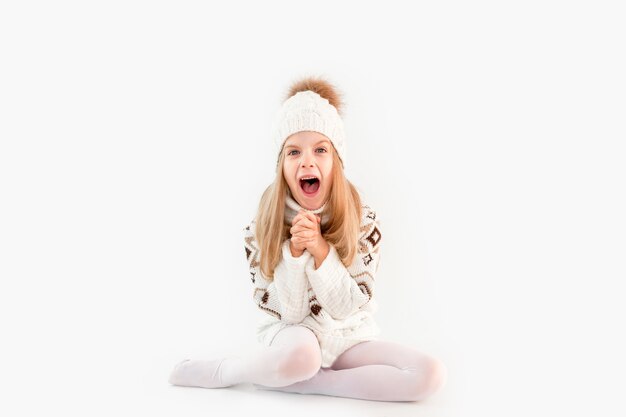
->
[168,325,322,389]
[256,340,447,402]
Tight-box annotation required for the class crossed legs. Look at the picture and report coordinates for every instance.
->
[168,324,447,402]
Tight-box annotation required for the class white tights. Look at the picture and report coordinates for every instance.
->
[168,325,447,402]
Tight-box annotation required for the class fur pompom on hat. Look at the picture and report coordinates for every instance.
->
[271,76,347,169]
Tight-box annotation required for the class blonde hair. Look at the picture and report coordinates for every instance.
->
[254,76,362,281]
[254,149,362,281]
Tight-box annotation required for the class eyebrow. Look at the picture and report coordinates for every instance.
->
[285,140,330,149]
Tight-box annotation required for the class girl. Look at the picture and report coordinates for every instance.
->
[168,76,448,402]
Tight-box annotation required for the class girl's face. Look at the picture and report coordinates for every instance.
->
[282,131,334,210]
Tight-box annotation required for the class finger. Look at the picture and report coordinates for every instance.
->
[292,237,311,248]
[291,216,312,232]
[307,212,321,228]
[292,229,313,239]
[293,208,312,221]
[290,224,307,235]
[292,235,313,246]
[292,210,313,227]
[292,212,305,226]
[295,214,315,230]
[291,223,313,235]
[300,210,318,225]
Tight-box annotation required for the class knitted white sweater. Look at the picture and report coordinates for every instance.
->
[243,194,383,367]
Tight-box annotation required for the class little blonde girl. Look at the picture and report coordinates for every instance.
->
[168,76,447,402]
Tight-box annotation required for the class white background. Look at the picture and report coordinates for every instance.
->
[1,1,625,416]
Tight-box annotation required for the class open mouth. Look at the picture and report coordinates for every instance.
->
[299,177,321,196]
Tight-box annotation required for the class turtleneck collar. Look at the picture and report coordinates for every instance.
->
[284,190,330,227]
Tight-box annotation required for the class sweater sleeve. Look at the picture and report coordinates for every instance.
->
[304,207,382,320]
[244,221,312,324]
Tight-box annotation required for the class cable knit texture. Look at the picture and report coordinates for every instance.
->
[243,195,382,367]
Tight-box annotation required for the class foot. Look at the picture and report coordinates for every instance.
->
[168,358,233,388]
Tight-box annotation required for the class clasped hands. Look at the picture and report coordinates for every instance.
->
[289,209,330,267]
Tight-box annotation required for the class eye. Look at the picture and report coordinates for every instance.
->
[287,148,326,156]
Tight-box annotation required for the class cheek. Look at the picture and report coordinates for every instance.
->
[323,165,334,180]
[283,169,297,186]
[282,165,293,180]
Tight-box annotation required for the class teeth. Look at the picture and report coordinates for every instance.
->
[300,176,318,180]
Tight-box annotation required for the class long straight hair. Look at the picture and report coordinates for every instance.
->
[254,147,362,281]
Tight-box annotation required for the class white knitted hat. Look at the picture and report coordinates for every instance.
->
[271,90,346,169]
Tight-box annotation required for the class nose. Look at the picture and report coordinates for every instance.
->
[301,153,314,167]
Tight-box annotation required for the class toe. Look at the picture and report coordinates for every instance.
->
[168,359,191,385]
